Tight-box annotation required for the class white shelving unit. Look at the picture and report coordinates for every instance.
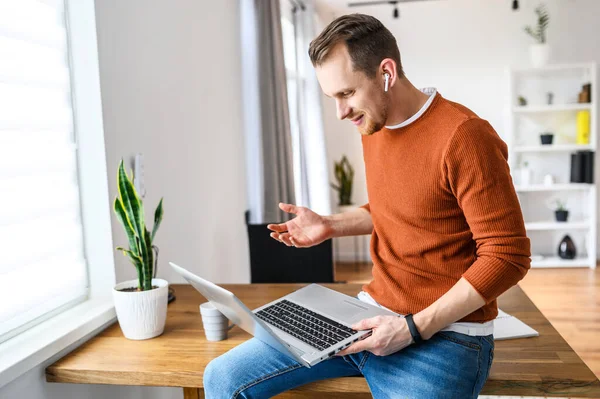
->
[514,144,594,153]
[507,63,597,269]
[515,183,593,192]
[529,256,591,268]
[513,103,593,113]
[525,221,590,230]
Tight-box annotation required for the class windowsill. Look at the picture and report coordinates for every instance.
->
[0,297,116,389]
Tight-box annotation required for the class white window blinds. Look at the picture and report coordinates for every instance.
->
[0,0,88,343]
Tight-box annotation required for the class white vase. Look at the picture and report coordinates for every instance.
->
[530,44,550,68]
[520,168,532,186]
[113,278,169,340]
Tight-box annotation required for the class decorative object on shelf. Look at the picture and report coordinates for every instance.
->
[552,198,569,222]
[331,155,354,206]
[583,151,594,183]
[546,92,554,105]
[113,159,168,340]
[520,161,532,185]
[543,174,555,186]
[570,150,595,183]
[524,4,550,67]
[576,110,590,144]
[571,152,584,182]
[518,95,528,106]
[540,132,554,145]
[578,83,591,103]
[557,234,576,259]
[531,254,545,262]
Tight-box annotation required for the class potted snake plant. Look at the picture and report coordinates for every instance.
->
[112,159,167,340]
[331,155,355,213]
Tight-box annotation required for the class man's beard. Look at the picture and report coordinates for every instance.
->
[358,117,385,136]
[358,106,387,136]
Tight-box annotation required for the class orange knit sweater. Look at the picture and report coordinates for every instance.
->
[361,93,531,323]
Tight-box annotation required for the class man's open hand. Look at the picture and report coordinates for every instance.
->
[267,203,331,248]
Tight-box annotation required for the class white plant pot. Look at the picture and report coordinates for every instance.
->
[530,44,550,68]
[338,204,357,213]
[113,278,169,340]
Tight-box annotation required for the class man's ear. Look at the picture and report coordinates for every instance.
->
[379,58,398,90]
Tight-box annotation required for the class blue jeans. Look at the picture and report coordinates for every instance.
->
[203,331,494,398]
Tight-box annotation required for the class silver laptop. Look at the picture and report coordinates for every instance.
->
[169,262,398,367]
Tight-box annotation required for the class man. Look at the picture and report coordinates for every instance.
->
[204,13,530,398]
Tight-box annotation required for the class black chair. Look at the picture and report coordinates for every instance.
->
[245,211,334,283]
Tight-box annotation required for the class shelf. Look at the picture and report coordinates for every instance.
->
[514,144,594,152]
[511,63,595,74]
[526,221,590,230]
[513,103,592,113]
[509,62,596,270]
[515,183,593,192]
[531,256,592,268]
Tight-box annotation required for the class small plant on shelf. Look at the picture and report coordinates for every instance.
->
[552,198,569,222]
[524,4,550,44]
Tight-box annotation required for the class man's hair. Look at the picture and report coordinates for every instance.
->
[308,14,403,79]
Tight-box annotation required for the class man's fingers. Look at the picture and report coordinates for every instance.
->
[279,233,293,246]
[270,232,295,247]
[279,202,299,215]
[267,222,287,232]
[336,339,371,356]
[352,316,382,331]
[270,232,288,245]
[289,237,305,248]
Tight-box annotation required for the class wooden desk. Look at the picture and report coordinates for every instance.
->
[46,284,600,398]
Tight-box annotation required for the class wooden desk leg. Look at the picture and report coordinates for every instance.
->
[183,387,204,399]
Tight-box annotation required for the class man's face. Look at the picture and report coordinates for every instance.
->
[315,44,388,136]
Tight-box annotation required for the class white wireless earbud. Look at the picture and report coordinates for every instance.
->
[384,73,390,92]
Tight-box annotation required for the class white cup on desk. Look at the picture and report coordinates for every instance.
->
[200,302,232,341]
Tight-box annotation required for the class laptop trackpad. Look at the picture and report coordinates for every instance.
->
[320,300,368,320]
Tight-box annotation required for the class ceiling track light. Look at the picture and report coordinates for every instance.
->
[512,0,519,10]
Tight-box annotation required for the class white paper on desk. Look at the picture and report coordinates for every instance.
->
[492,309,539,340]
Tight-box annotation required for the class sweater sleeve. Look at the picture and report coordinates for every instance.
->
[444,117,531,304]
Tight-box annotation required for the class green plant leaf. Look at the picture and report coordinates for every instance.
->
[114,197,138,256]
[117,160,145,239]
[134,235,146,290]
[152,245,160,279]
[142,228,154,290]
[152,198,164,242]
[116,247,143,272]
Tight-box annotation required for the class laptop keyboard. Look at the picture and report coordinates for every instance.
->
[255,299,356,351]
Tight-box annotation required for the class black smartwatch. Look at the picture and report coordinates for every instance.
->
[404,314,423,344]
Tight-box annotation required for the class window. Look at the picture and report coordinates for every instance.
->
[0,0,88,344]
[281,2,307,206]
